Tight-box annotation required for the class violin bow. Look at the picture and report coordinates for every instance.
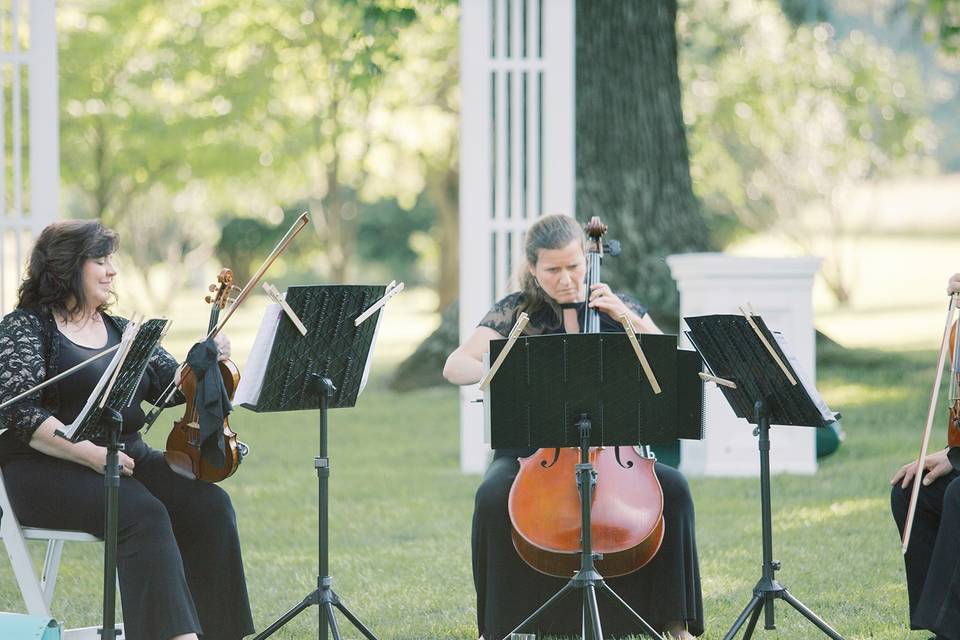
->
[144,213,312,429]
[0,344,121,411]
[902,293,959,553]
[210,212,310,339]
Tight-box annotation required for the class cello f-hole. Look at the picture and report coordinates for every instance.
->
[615,446,634,469]
[540,447,561,468]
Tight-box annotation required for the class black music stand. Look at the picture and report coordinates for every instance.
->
[684,314,844,640]
[240,284,387,640]
[487,331,704,640]
[59,318,170,640]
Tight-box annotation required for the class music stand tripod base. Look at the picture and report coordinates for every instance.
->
[722,402,843,640]
[253,376,378,640]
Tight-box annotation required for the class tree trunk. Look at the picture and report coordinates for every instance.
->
[576,0,710,319]
[429,165,459,311]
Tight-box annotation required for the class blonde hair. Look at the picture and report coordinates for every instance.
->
[517,214,586,321]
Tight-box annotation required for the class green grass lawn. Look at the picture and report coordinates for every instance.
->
[0,282,948,638]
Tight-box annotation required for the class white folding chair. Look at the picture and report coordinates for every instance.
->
[0,468,122,639]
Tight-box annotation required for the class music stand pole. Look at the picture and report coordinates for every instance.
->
[100,408,123,640]
[723,400,843,640]
[505,413,664,640]
[253,375,379,640]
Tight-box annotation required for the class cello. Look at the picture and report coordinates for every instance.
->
[507,217,665,578]
[164,268,246,482]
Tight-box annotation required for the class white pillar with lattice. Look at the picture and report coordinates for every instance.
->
[459,0,574,473]
[0,0,58,312]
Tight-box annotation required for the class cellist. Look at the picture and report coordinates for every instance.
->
[889,272,960,640]
[444,214,703,640]
[0,220,254,640]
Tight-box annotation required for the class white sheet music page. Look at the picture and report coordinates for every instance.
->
[234,302,282,408]
[771,330,837,423]
[357,309,384,397]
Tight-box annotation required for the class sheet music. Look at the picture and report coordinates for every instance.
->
[771,330,837,423]
[233,302,283,407]
[357,310,383,395]
[235,298,383,408]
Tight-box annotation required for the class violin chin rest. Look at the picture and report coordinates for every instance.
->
[164,450,197,480]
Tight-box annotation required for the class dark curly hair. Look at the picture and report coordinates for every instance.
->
[17,220,119,317]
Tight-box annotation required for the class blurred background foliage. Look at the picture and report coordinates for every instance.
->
[57,0,958,316]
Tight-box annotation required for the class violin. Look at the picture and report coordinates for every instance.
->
[506,216,665,577]
[164,268,246,482]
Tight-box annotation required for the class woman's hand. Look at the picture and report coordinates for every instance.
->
[891,448,952,489]
[948,273,960,296]
[588,283,661,333]
[588,283,632,319]
[213,332,232,362]
[77,440,135,477]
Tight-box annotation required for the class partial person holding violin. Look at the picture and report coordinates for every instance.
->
[889,272,960,640]
[444,214,703,640]
[0,220,254,640]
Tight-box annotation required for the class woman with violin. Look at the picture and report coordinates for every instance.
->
[444,214,703,639]
[889,272,960,640]
[0,220,254,640]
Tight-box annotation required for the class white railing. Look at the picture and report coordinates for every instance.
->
[0,0,58,312]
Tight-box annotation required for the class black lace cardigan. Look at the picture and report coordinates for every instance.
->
[0,307,183,446]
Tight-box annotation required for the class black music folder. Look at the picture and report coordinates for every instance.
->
[234,284,387,412]
[485,332,705,449]
[684,314,836,427]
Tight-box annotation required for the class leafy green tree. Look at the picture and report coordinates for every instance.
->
[899,0,960,53]
[679,0,936,303]
[59,0,459,309]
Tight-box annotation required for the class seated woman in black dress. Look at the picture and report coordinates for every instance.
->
[444,214,703,639]
[0,220,254,640]
[889,271,960,640]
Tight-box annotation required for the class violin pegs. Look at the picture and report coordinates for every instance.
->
[209,284,218,292]
[204,295,214,304]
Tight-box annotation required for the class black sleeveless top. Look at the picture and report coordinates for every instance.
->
[55,316,151,434]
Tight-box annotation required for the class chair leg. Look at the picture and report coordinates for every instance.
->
[41,538,65,608]
[0,516,52,617]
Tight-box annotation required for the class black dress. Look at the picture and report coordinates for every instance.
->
[890,463,960,640]
[0,309,254,640]
[472,293,704,639]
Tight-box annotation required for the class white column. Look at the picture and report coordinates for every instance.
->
[667,253,823,476]
[458,0,574,473]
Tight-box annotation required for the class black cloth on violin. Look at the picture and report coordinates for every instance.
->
[474,292,704,639]
[185,336,232,467]
[0,309,253,640]
[891,468,960,640]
